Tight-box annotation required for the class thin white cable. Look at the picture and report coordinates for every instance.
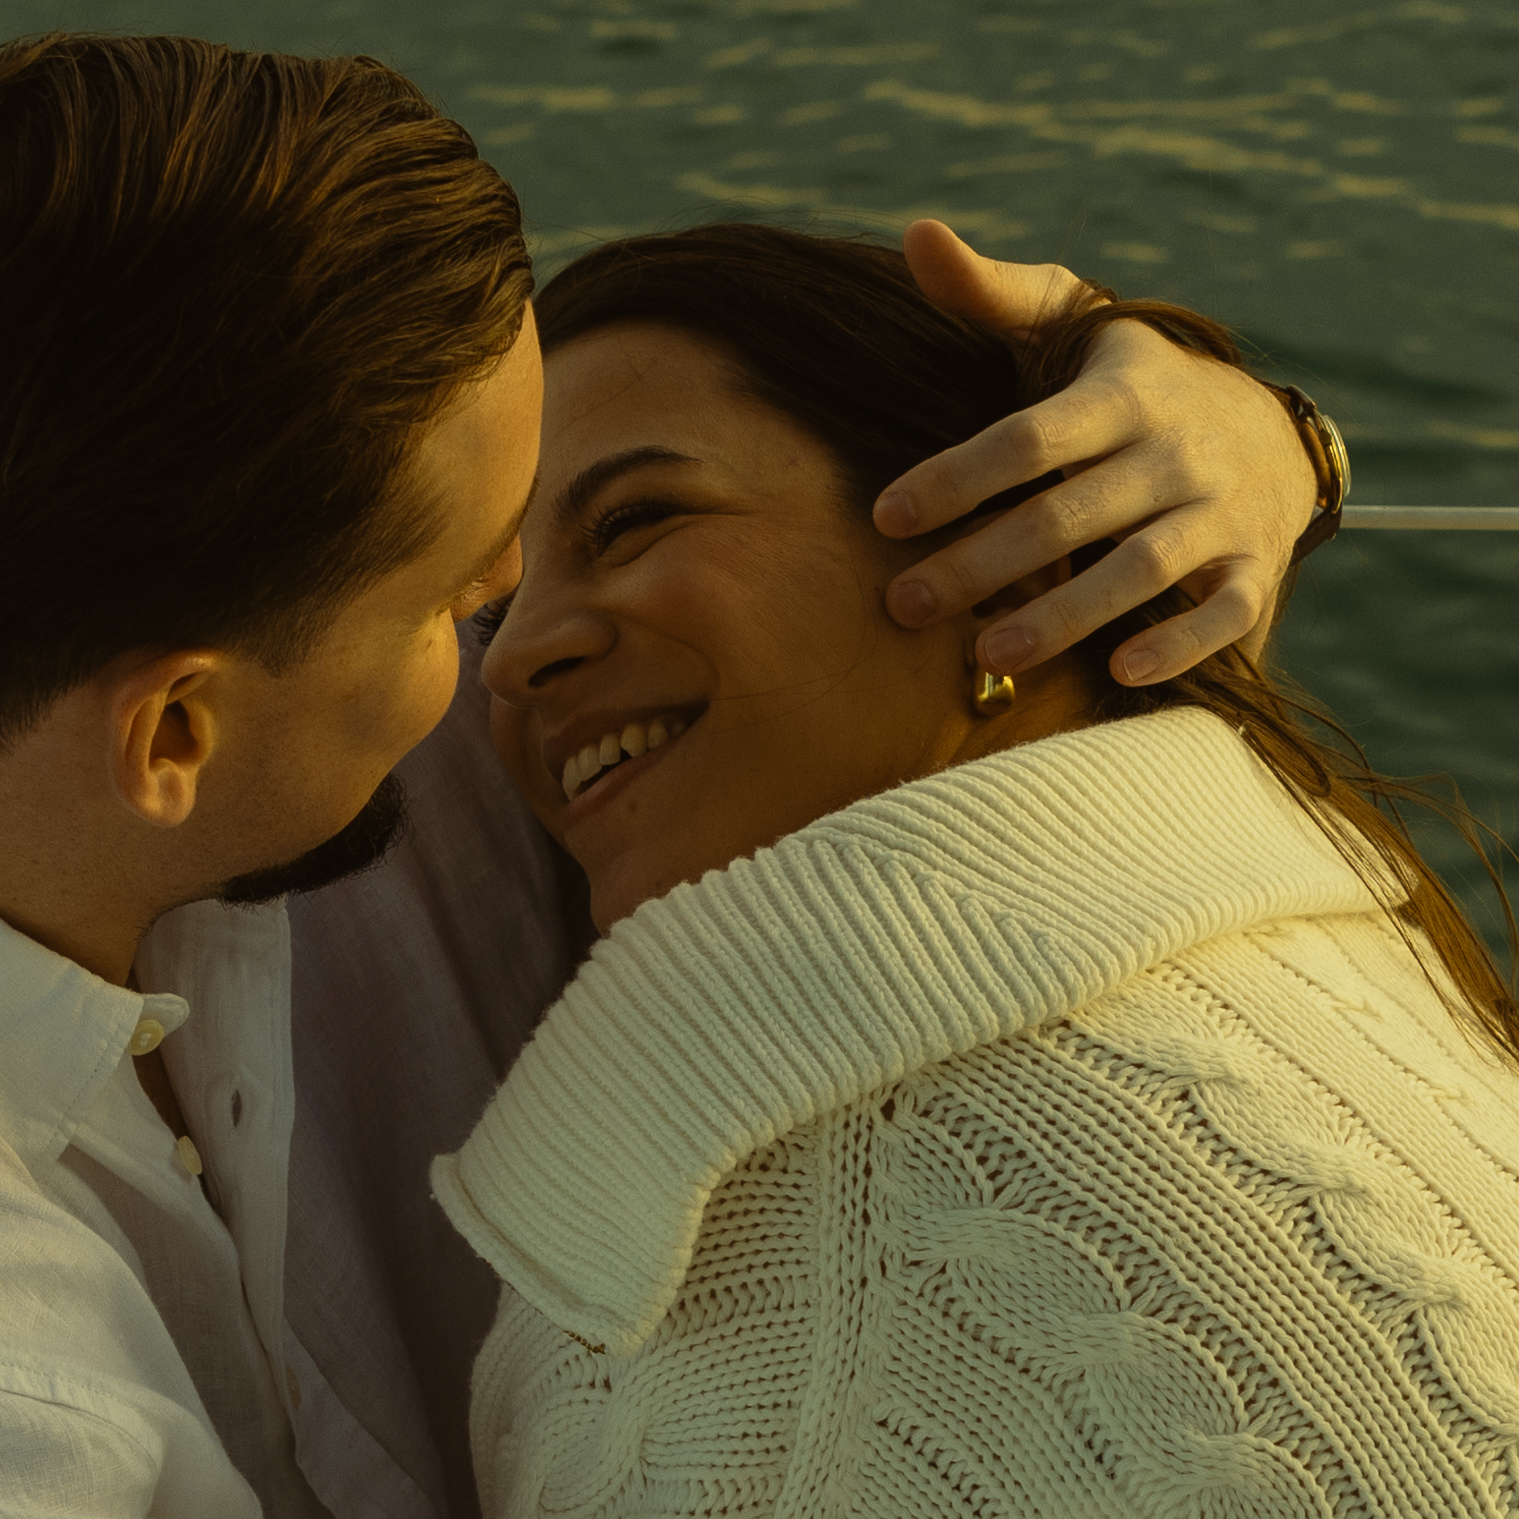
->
[1341,506,1519,529]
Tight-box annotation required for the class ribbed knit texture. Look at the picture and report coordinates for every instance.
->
[435,709,1519,1517]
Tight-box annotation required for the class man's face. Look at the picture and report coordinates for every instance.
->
[203,309,543,902]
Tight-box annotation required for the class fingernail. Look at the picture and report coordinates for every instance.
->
[1121,648,1161,683]
[875,490,918,535]
[887,578,937,625]
[983,626,1035,674]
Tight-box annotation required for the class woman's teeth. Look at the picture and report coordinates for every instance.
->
[562,715,688,801]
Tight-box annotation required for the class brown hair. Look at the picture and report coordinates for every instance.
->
[534,222,1519,1065]
[0,33,534,746]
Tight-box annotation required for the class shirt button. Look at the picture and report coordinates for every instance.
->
[128,1018,165,1057]
[286,1366,302,1409]
[176,1135,203,1178]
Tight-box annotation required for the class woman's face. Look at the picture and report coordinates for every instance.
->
[482,322,1052,931]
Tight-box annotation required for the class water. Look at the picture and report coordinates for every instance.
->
[5,0,1517,951]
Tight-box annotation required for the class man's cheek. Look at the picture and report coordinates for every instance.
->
[354,631,459,762]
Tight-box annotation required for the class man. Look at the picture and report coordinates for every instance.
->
[0,31,1319,1519]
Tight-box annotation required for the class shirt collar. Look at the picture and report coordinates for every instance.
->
[0,914,187,1171]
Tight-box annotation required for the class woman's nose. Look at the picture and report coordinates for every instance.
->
[481,600,617,706]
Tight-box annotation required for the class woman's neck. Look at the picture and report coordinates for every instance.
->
[944,646,1107,773]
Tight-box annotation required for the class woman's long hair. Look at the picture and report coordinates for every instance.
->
[534,222,1519,1066]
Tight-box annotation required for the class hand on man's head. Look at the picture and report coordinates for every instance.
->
[879,220,1318,687]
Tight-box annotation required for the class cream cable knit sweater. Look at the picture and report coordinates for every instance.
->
[435,708,1519,1518]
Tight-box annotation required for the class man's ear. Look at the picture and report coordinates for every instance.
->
[961,556,1074,666]
[108,652,223,828]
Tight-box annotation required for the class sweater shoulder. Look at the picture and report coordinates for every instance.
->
[889,909,1519,1268]
[861,911,1519,1511]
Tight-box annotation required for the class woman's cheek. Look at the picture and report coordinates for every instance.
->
[490,695,562,836]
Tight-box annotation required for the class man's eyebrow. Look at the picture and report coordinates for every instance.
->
[461,469,541,587]
[554,446,700,532]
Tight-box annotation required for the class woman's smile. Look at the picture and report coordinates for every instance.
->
[481,317,1092,931]
[553,707,696,827]
[484,325,909,926]
[556,710,692,803]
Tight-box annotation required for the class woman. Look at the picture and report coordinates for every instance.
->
[437,225,1519,1516]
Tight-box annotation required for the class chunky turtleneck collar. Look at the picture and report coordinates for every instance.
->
[434,707,1384,1357]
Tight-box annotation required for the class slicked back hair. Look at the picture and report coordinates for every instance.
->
[0,33,534,746]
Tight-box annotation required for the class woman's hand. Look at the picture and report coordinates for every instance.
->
[878,220,1318,686]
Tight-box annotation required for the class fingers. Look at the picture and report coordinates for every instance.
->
[974,542,1277,685]
[970,513,1200,670]
[1106,565,1275,685]
[883,235,1323,683]
[888,445,1286,678]
[874,320,1182,539]
[900,219,1087,343]
[883,432,1204,627]
[875,368,1143,538]
[880,310,1319,685]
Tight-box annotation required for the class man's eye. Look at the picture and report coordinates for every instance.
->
[587,499,677,555]
[449,579,489,619]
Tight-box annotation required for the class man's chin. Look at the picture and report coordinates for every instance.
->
[216,773,410,906]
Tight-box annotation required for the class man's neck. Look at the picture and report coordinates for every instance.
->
[0,856,154,984]
[0,789,195,987]
[0,879,145,985]
[0,707,172,985]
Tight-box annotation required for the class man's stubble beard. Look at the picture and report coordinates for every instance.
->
[216,772,410,905]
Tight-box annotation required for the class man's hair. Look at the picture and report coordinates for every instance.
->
[0,33,534,746]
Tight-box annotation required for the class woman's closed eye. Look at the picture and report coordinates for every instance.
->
[586,497,682,556]
[474,593,515,647]
[475,501,685,646]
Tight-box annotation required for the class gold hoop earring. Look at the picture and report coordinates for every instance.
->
[972,669,1015,716]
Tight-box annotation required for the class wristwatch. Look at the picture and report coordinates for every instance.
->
[1269,384,1352,564]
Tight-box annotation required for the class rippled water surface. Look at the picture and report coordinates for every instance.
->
[6,0,1516,947]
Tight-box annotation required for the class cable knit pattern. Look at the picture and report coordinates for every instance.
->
[434,708,1519,1517]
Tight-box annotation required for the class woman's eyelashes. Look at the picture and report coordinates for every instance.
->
[474,593,515,647]
[586,497,679,555]
[474,499,684,645]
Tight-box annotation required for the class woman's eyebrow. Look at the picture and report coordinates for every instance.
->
[553,446,700,531]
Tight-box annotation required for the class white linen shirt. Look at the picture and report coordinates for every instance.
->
[0,629,586,1518]
[0,890,485,1519]
[0,899,336,1515]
